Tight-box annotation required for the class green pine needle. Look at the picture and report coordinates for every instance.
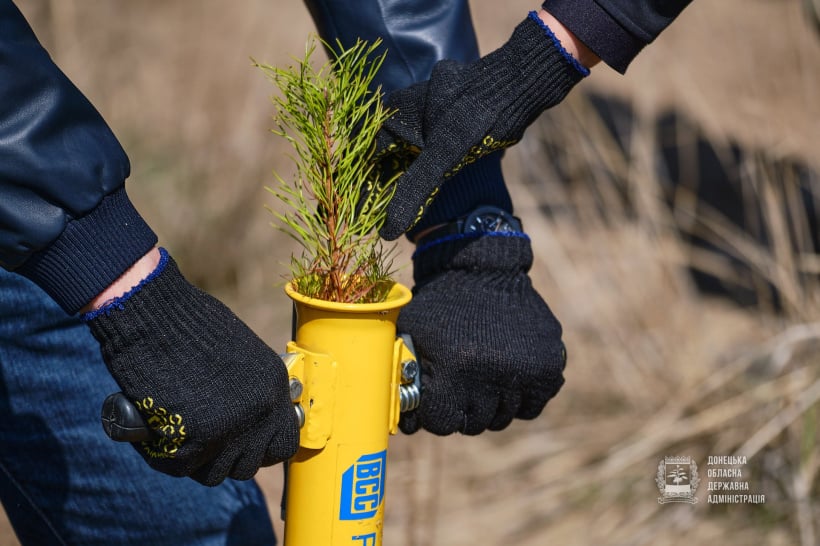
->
[256,36,398,303]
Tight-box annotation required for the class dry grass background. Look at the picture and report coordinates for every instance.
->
[6,0,820,544]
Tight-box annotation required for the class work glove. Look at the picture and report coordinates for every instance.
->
[83,249,299,486]
[376,12,588,240]
[397,233,567,435]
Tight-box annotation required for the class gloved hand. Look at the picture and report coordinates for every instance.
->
[397,233,567,435]
[376,12,588,240]
[82,249,299,486]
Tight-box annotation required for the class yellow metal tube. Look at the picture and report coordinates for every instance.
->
[283,282,412,546]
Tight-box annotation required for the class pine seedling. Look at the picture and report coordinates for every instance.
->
[257,37,397,303]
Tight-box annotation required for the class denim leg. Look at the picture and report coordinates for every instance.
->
[0,270,276,546]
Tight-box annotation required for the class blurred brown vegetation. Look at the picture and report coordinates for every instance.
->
[6,0,819,544]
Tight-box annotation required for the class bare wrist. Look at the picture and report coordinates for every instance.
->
[82,247,162,312]
[537,9,601,69]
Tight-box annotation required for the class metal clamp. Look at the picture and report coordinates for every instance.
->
[398,334,421,413]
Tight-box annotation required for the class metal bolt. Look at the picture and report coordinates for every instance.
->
[401,360,418,383]
[289,378,303,401]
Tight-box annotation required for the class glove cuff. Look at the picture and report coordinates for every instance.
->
[82,250,225,357]
[81,247,171,322]
[474,12,588,129]
[412,232,534,287]
[523,11,590,78]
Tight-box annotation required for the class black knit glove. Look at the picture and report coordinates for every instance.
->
[83,249,299,486]
[397,233,567,435]
[376,12,588,240]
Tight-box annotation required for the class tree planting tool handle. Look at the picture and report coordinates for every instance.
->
[101,354,308,443]
[101,392,155,443]
[101,344,422,443]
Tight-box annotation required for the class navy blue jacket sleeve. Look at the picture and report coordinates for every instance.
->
[543,0,693,73]
[0,0,157,313]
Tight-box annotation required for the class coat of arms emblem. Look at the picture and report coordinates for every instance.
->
[657,456,699,504]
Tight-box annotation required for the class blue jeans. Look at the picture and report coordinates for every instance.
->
[0,270,277,545]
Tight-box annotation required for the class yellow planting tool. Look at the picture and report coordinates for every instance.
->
[281,281,418,546]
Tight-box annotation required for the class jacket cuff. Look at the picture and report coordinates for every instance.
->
[542,0,645,74]
[16,187,158,314]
